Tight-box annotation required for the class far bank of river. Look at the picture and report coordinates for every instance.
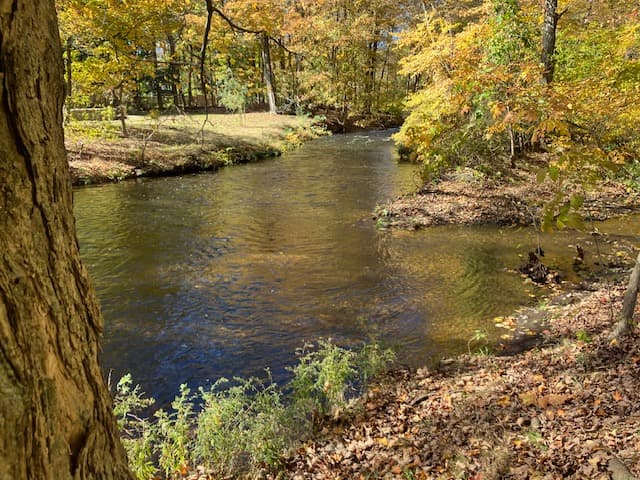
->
[66,112,327,186]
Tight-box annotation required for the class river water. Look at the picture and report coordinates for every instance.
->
[74,130,638,403]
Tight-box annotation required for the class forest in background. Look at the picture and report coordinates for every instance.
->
[395,0,640,227]
[57,0,640,201]
[56,0,424,128]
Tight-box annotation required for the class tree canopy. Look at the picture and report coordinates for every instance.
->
[57,0,640,197]
[56,0,424,121]
[394,0,640,225]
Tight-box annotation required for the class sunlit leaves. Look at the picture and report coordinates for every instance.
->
[395,0,640,219]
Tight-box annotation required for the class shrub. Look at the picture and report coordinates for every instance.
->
[113,339,395,479]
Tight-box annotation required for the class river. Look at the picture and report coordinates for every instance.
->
[74,130,638,404]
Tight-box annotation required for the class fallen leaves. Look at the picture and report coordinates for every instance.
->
[518,390,573,409]
[283,284,640,479]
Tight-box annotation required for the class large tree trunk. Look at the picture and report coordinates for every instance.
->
[0,2,133,479]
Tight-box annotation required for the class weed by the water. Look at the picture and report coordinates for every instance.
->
[467,329,489,356]
[113,375,157,480]
[113,339,395,479]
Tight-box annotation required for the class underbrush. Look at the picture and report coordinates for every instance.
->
[113,339,395,479]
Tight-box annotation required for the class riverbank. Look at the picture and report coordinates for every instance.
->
[375,165,640,229]
[65,112,327,186]
[280,160,640,478]
[284,280,640,479]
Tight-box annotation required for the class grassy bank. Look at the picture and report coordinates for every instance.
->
[65,112,327,186]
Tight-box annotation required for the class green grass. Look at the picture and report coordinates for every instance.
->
[66,112,326,151]
[64,111,328,184]
[64,111,328,185]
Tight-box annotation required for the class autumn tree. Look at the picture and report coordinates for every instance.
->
[284,0,421,121]
[396,0,640,329]
[0,1,133,478]
[395,0,640,184]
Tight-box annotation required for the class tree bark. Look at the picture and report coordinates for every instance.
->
[541,0,559,84]
[152,44,165,110]
[65,36,73,99]
[0,2,133,479]
[261,33,277,114]
[611,252,640,338]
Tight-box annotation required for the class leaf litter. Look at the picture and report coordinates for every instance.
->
[282,284,640,479]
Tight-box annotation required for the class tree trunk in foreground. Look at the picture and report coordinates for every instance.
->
[611,252,640,338]
[0,2,133,479]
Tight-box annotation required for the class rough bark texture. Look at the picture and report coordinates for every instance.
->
[541,0,558,84]
[612,252,640,338]
[0,2,133,479]
[261,33,277,114]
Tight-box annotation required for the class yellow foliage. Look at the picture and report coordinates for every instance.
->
[395,0,640,192]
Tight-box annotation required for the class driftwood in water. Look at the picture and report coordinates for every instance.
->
[519,251,559,284]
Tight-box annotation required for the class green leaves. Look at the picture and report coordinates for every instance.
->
[113,340,395,478]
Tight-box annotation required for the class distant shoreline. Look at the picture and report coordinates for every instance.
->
[66,112,328,186]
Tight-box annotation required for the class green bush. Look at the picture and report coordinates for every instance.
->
[113,339,395,479]
[113,374,157,479]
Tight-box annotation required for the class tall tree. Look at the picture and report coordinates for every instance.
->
[541,0,560,83]
[260,32,278,113]
[0,1,133,479]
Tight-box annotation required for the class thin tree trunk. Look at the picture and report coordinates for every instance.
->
[167,34,181,107]
[187,45,194,107]
[152,44,164,110]
[66,36,73,98]
[201,0,214,109]
[365,37,379,114]
[611,252,640,338]
[541,0,559,84]
[0,2,133,479]
[115,87,128,137]
[261,33,277,113]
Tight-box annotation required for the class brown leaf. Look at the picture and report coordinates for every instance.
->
[518,390,537,406]
[544,394,572,406]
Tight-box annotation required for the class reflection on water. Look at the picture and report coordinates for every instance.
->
[74,131,639,404]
